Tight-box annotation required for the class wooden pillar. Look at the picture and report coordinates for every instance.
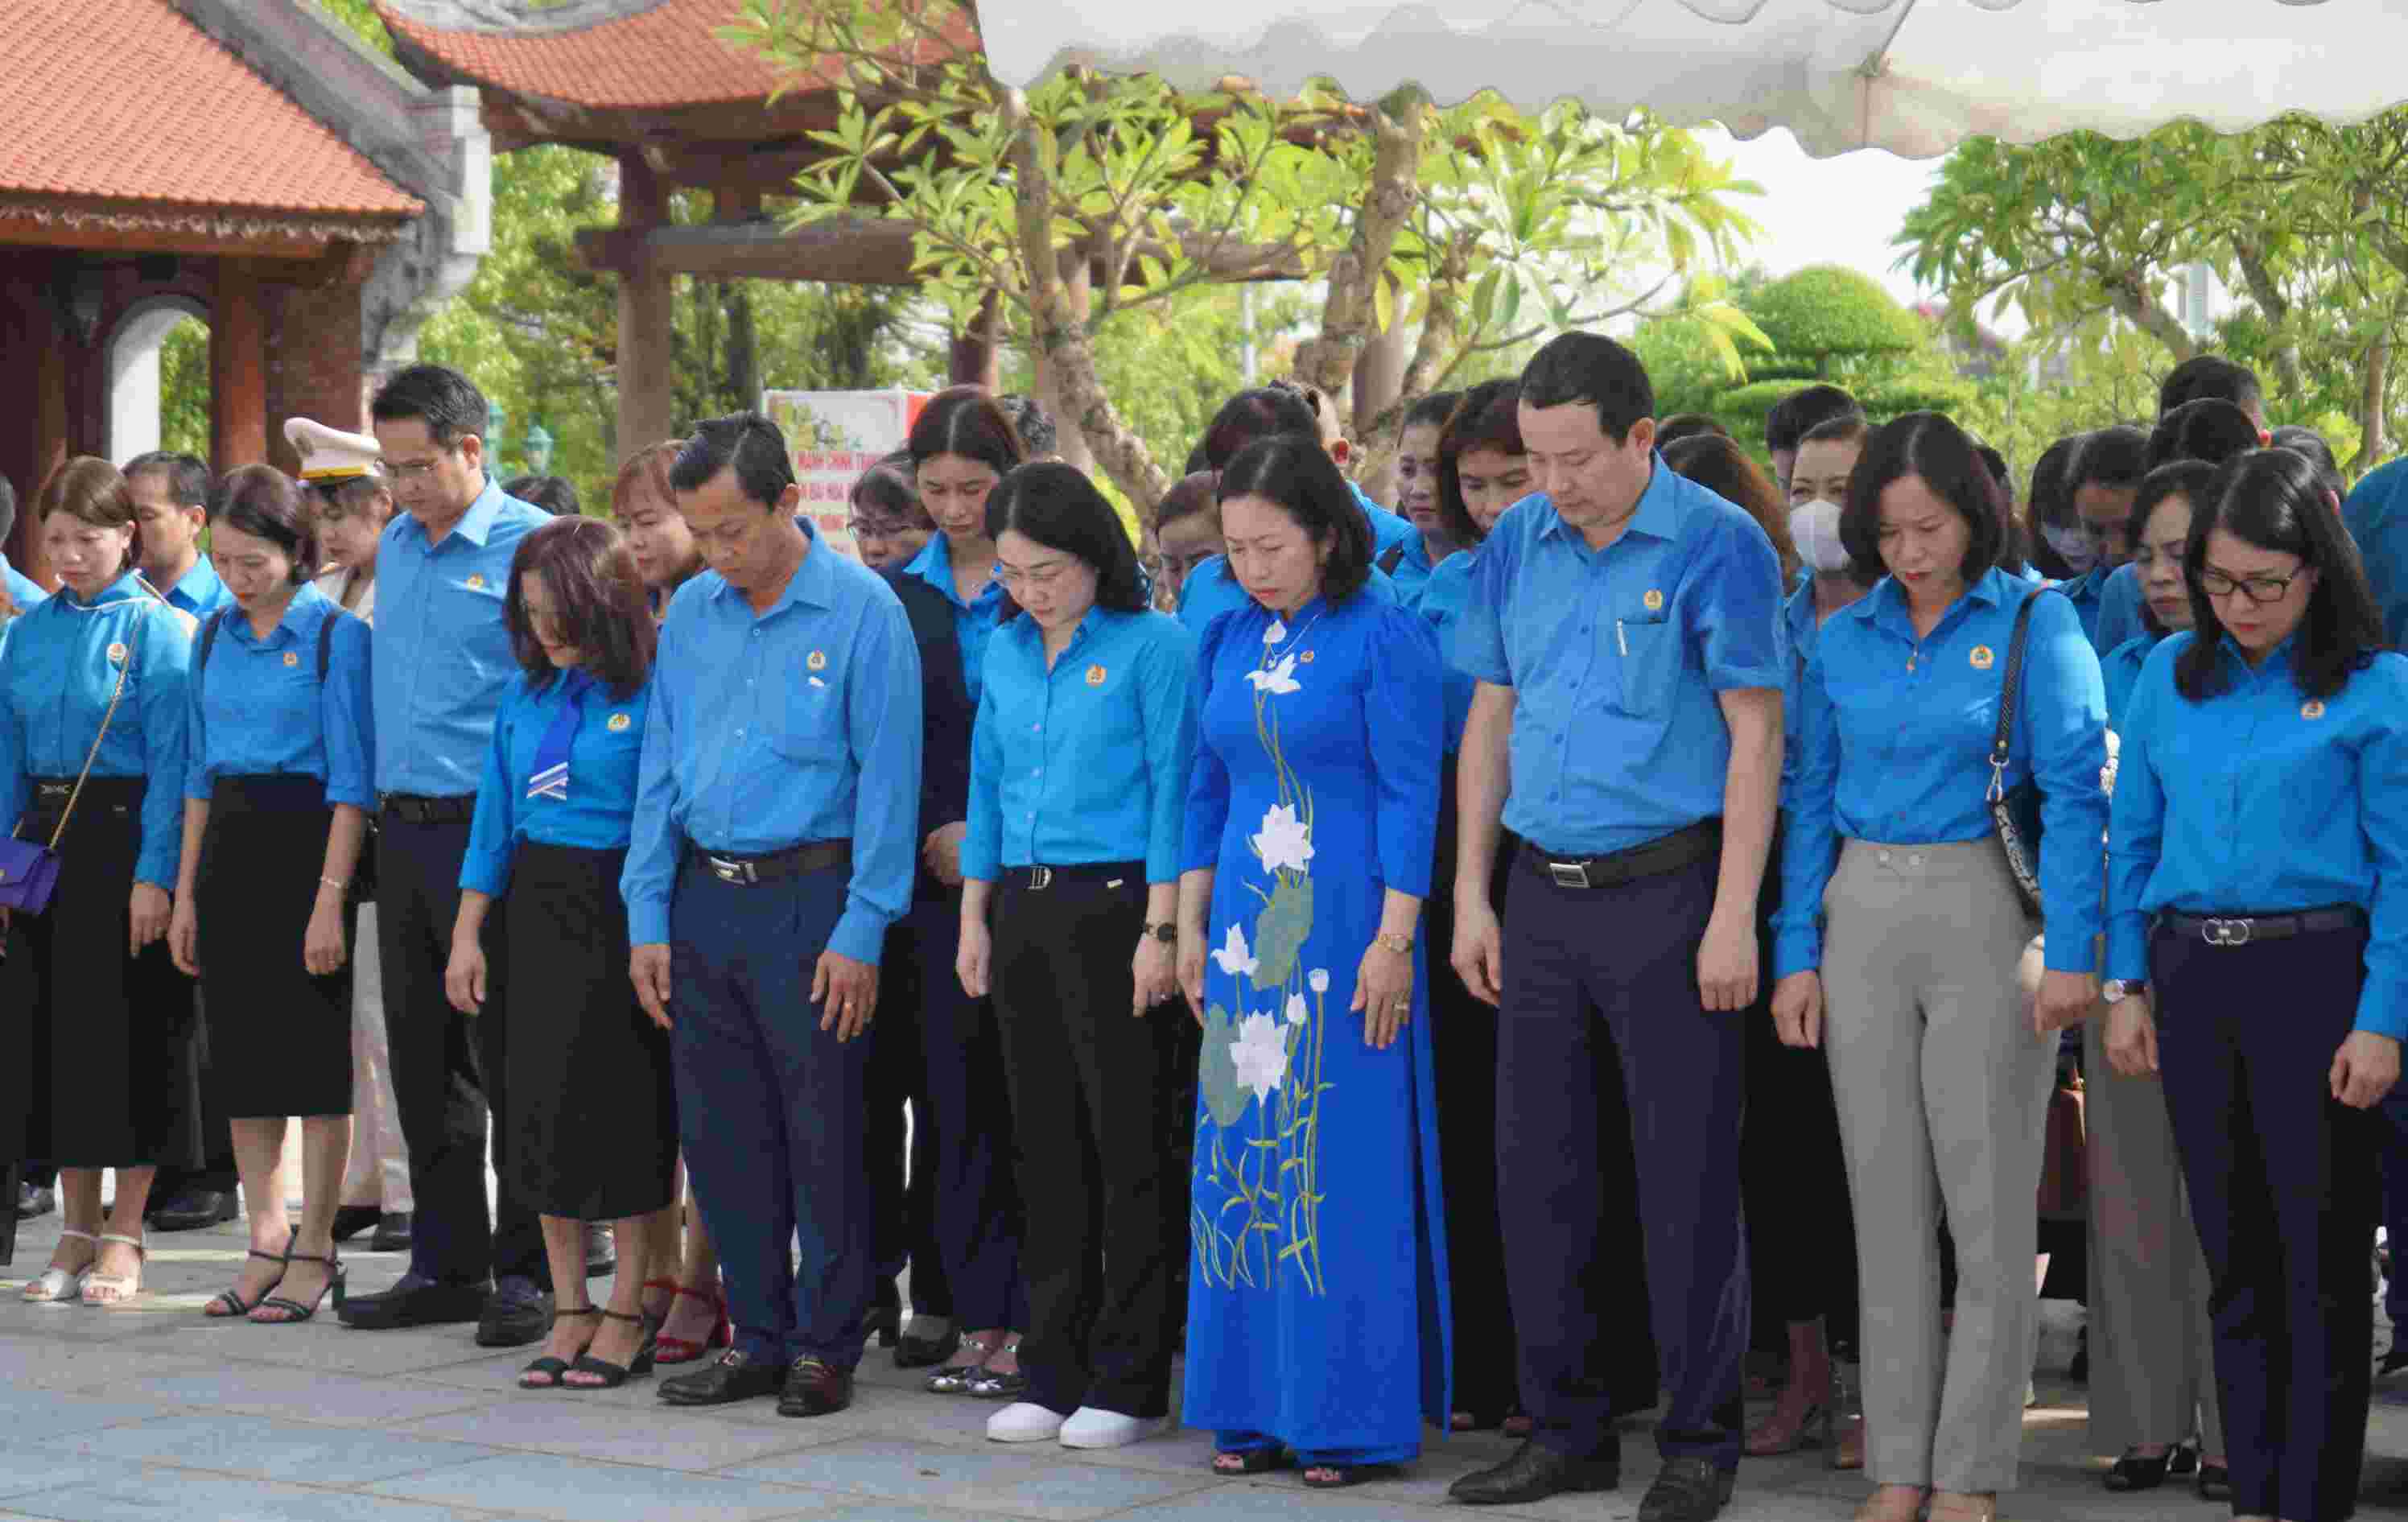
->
[617,152,676,463]
[948,292,1000,392]
[6,268,70,588]
[1034,254,1094,472]
[210,259,268,469]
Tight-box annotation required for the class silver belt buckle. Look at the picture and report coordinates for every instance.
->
[707,855,757,886]
[2202,917,2252,947]
[1548,860,1591,890]
[1028,866,1054,891]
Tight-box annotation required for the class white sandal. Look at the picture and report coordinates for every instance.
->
[23,1228,97,1302]
[80,1233,146,1308]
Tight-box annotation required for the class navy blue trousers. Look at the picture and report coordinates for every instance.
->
[2154,922,2379,1522]
[671,859,876,1367]
[2380,1091,2408,1330]
[1496,851,1749,1470]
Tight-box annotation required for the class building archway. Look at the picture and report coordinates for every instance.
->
[105,296,209,464]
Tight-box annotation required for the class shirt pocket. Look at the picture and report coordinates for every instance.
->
[1608,606,1678,720]
[770,649,844,763]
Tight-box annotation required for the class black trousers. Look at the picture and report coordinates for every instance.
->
[990,866,1177,1417]
[869,904,955,1321]
[2154,921,2379,1522]
[377,810,542,1288]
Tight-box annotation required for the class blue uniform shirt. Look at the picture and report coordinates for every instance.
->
[1176,481,1417,636]
[2058,563,2113,652]
[463,670,652,897]
[901,533,1008,707]
[1414,548,1479,753]
[2344,456,2408,650]
[371,477,551,798]
[2100,632,2162,732]
[2,553,46,613]
[624,524,923,960]
[182,584,373,810]
[1454,457,1785,857]
[1384,530,1440,603]
[2105,633,2408,1039]
[2090,563,2145,656]
[1775,569,1820,792]
[1774,569,2109,979]
[963,607,1199,885]
[160,556,232,620]
[0,570,194,888]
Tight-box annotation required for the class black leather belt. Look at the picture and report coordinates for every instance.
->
[1523,817,1722,891]
[1004,862,1140,892]
[687,839,851,886]
[381,794,475,825]
[2157,905,2368,947]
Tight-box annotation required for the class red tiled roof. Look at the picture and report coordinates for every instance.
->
[379,0,808,110]
[0,0,422,219]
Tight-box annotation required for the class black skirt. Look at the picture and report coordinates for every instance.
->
[196,775,353,1119]
[505,841,677,1220]
[14,776,202,1170]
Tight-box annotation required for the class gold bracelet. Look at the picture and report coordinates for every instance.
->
[1373,931,1412,955]
[320,876,348,893]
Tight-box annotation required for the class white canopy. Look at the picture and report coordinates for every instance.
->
[977,0,2408,159]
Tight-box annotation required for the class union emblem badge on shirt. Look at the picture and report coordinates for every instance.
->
[2303,699,2327,720]
[1643,588,1665,613]
[608,712,633,732]
[1086,664,1107,686]
[106,641,127,666]
[807,650,828,671]
[284,651,300,668]
[465,574,486,591]
[1969,646,1995,670]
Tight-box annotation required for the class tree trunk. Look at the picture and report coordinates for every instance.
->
[2360,337,2390,470]
[724,282,761,414]
[2105,272,2200,362]
[1289,87,1428,433]
[2229,235,2307,404]
[999,85,1169,513]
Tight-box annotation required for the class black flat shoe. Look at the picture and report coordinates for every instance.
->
[864,1304,901,1349]
[1449,1440,1620,1506]
[2166,1444,2198,1477]
[895,1322,960,1369]
[476,1277,555,1349]
[2103,1448,2171,1492]
[329,1206,382,1244]
[369,1213,413,1254]
[658,1349,783,1406]
[147,1189,239,1233]
[337,1272,488,1330]
[2196,1462,2231,1502]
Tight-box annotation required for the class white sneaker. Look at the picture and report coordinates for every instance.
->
[1058,1407,1169,1449]
[987,1402,1066,1443]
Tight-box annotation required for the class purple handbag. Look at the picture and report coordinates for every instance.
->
[0,638,132,914]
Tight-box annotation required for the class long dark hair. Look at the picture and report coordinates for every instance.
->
[1664,432,1796,580]
[1434,378,1523,548]
[2174,448,2380,703]
[984,463,1152,620]
[908,386,1026,478]
[2126,460,2216,638]
[505,517,656,699]
[1218,434,1374,604]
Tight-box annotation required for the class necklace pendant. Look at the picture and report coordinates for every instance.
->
[1906,655,1916,673]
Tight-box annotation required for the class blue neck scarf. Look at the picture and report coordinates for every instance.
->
[526,670,596,802]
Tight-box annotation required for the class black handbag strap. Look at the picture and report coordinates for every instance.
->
[1986,587,2061,804]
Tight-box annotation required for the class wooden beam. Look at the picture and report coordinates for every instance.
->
[211,260,269,469]
[572,218,1305,288]
[0,215,341,263]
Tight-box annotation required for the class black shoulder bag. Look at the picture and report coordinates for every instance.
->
[1985,588,2060,918]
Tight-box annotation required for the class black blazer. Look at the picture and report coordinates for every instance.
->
[884,567,975,902]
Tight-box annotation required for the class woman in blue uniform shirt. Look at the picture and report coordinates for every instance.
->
[1771,414,2108,1522]
[955,463,1198,1450]
[2,458,200,1307]
[2103,448,2404,1522]
[167,465,373,1325]
[445,518,676,1391]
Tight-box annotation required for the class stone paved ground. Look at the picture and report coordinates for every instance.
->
[0,1207,2402,1522]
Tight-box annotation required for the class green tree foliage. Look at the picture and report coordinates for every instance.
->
[1743,266,1925,380]
[159,319,211,460]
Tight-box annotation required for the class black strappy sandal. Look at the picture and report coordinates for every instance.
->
[250,1243,344,1325]
[562,1309,658,1390]
[1300,1461,1400,1490]
[520,1306,601,1388]
[1210,1447,1291,1475]
[207,1231,291,1319]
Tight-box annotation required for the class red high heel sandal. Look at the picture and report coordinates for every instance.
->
[645,1277,732,1365]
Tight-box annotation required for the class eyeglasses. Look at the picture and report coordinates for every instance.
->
[379,449,455,483]
[2198,567,2301,604]
[847,517,913,540]
[993,560,1073,592]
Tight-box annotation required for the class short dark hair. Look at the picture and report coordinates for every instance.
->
[316,476,394,522]
[1664,433,1796,580]
[1798,414,1870,452]
[207,464,316,584]
[1840,412,2005,585]
[2126,459,2217,637]
[1155,469,1220,532]
[1200,387,1320,472]
[847,449,930,530]
[2027,433,2087,530]
[39,457,141,567]
[2069,426,2150,495]
[1436,378,1524,547]
[2147,398,2262,472]
[2175,448,2380,703]
[123,451,211,510]
[995,394,1058,458]
[1401,391,1463,433]
[1764,385,1863,456]
[1656,412,1730,449]
[1519,332,1654,443]
[2159,355,2262,419]
[370,363,492,449]
[909,386,1026,480]
[671,412,795,509]
[986,463,1152,619]
[2270,424,2344,501]
[0,472,16,544]
[1217,434,1374,604]
[503,475,580,517]
[504,516,656,700]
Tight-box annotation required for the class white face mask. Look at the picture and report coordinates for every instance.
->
[1787,499,1852,575]
[2040,523,2101,575]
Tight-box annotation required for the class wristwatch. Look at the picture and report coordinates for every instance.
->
[2101,979,2147,1004]
[1143,922,1177,944]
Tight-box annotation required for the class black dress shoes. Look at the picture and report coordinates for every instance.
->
[1449,1440,1620,1506]
[329,1205,382,1243]
[476,1277,555,1348]
[369,1213,414,1254]
[337,1272,488,1330]
[777,1356,855,1417]
[148,1188,239,1232]
[894,1322,961,1369]
[14,1182,55,1221]
[1636,1457,1735,1522]
[2103,1447,2172,1492]
[659,1349,785,1407]
[583,1222,616,1278]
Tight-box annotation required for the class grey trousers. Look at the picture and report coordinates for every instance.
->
[2082,1008,2221,1455]
[1820,838,2058,1493]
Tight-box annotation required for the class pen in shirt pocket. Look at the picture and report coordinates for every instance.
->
[1616,619,1628,657]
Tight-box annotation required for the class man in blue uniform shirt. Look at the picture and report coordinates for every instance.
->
[336,365,556,1346]
[1446,334,1783,1522]
[627,413,922,1419]
[125,452,231,619]
[0,474,43,613]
